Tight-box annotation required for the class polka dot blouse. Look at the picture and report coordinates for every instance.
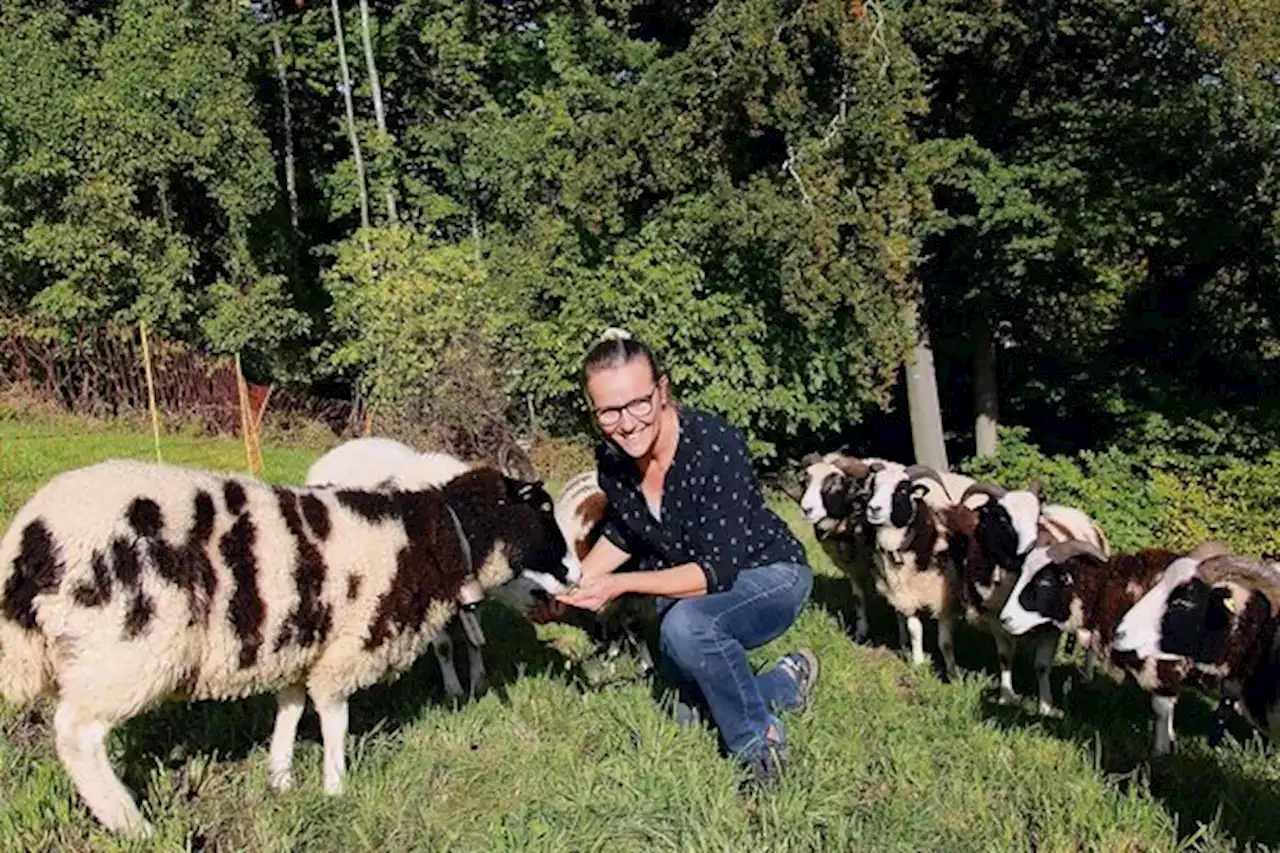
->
[594,406,806,593]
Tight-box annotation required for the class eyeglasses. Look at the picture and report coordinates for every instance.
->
[594,386,659,428]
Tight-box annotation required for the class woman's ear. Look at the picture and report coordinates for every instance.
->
[658,374,671,405]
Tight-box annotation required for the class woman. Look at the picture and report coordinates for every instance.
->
[535,329,818,788]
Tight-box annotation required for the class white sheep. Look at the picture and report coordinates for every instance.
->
[863,464,969,676]
[0,458,572,834]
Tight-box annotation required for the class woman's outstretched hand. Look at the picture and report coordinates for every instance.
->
[556,574,625,613]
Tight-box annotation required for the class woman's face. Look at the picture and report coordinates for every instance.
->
[585,358,668,459]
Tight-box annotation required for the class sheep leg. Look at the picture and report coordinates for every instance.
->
[465,636,487,696]
[1152,693,1177,756]
[54,702,150,836]
[432,630,465,698]
[311,692,350,796]
[268,683,307,791]
[849,575,870,642]
[938,614,957,682]
[994,630,1018,705]
[1080,630,1097,681]
[1033,632,1062,718]
[906,615,926,666]
[1029,630,1059,717]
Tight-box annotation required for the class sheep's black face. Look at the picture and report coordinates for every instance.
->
[1016,561,1075,625]
[976,501,1020,570]
[890,481,918,529]
[1157,578,1236,664]
[500,476,574,589]
[821,472,864,521]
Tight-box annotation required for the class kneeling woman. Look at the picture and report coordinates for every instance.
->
[537,330,817,786]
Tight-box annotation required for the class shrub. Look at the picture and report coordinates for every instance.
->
[961,426,1280,557]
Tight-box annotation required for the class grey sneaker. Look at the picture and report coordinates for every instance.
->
[742,732,789,792]
[777,648,820,711]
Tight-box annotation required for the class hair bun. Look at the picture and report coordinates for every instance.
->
[599,327,633,342]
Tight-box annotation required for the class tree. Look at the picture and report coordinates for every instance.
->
[358,0,397,224]
[330,0,370,236]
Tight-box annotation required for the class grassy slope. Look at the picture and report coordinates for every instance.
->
[0,415,1278,852]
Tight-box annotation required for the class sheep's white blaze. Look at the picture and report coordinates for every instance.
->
[1001,492,1042,556]
[1111,556,1203,660]
[999,547,1055,635]
[866,468,904,527]
[800,462,839,523]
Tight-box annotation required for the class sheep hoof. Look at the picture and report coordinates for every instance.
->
[997,688,1018,706]
[269,770,294,792]
[1038,703,1064,719]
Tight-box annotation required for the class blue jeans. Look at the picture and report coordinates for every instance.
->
[655,560,813,761]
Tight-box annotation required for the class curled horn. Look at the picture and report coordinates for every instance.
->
[961,482,1008,503]
[904,464,946,485]
[869,461,887,473]
[799,452,823,467]
[832,457,872,479]
[1045,539,1108,565]
[1188,540,1233,562]
[497,442,537,481]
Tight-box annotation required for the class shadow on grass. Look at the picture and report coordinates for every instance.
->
[109,602,581,799]
[810,570,1280,848]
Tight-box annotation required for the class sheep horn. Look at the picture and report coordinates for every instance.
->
[1045,539,1109,565]
[1188,540,1233,562]
[904,464,946,485]
[799,452,823,467]
[832,457,872,479]
[961,482,1008,503]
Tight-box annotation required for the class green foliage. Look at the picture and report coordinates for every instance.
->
[324,225,511,423]
[962,426,1280,558]
[0,0,291,353]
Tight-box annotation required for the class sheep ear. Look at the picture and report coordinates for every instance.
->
[911,483,929,500]
[1217,587,1237,614]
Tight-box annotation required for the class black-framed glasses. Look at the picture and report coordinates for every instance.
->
[594,386,658,428]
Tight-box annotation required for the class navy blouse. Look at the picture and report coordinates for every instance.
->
[594,406,807,593]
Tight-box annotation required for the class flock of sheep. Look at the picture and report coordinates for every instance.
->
[1,435,1277,836]
[793,450,1280,761]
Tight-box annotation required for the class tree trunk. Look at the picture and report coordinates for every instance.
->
[974,309,999,457]
[358,0,398,224]
[901,301,950,470]
[269,3,300,234]
[331,0,370,237]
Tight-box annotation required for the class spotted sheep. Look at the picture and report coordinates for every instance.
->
[798,454,973,645]
[304,437,576,699]
[552,470,656,673]
[998,538,1231,754]
[863,463,979,677]
[796,452,896,642]
[0,458,573,835]
[941,482,1111,715]
[1111,550,1280,755]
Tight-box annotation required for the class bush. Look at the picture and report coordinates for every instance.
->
[960,426,1280,558]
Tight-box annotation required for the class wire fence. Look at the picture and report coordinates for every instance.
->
[0,321,536,470]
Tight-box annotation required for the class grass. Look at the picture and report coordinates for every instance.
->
[1,412,1279,851]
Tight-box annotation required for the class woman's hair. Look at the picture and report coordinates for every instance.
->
[581,327,665,385]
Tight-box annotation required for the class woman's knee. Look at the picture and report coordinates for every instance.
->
[658,602,714,670]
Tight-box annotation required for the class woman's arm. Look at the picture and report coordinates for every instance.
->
[556,561,706,612]
[579,534,633,580]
